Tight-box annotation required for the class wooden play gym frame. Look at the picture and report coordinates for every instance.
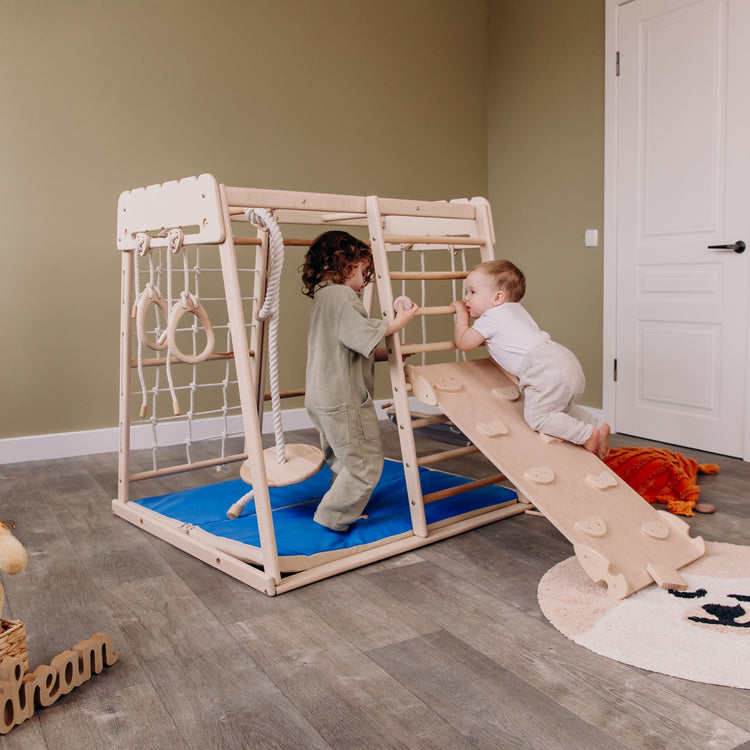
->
[115,174,705,598]
[115,174,530,596]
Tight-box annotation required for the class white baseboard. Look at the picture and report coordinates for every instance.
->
[0,402,386,465]
[0,400,604,465]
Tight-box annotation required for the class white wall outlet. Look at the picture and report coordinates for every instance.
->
[584,229,598,247]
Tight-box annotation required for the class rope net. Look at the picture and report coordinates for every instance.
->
[129,236,258,481]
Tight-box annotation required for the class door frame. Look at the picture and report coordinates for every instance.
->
[602,0,750,460]
[602,0,623,451]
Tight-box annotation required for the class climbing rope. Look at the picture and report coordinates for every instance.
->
[245,207,287,464]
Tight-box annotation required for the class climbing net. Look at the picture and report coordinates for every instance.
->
[129,234,258,479]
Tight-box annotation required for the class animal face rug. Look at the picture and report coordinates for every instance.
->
[537,542,750,688]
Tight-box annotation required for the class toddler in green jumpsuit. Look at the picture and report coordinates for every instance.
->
[301,231,418,532]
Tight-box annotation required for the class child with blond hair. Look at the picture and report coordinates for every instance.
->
[452,259,609,458]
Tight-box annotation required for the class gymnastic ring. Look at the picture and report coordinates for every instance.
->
[165,296,215,364]
[136,288,169,351]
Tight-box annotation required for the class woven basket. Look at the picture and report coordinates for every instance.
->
[0,618,29,674]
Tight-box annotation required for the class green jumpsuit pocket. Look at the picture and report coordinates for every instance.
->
[314,403,351,447]
[357,393,381,441]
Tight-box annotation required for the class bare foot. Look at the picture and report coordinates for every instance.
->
[359,514,369,520]
[597,423,611,460]
[583,427,600,454]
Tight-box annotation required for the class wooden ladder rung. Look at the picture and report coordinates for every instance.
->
[264,389,305,401]
[400,341,456,355]
[383,234,486,247]
[231,236,263,245]
[422,474,508,504]
[414,305,455,316]
[409,413,452,429]
[232,236,312,247]
[129,453,247,482]
[417,445,479,466]
[130,349,254,369]
[389,270,468,281]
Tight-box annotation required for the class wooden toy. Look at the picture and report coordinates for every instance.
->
[393,295,413,311]
[0,521,27,617]
[113,175,704,598]
[0,523,117,734]
[405,358,705,598]
[0,522,27,578]
[114,176,526,596]
[0,522,29,679]
[0,634,118,734]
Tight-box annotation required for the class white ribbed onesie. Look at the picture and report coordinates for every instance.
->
[472,303,598,445]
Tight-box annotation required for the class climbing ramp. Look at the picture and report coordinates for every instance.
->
[363,190,704,598]
[405,357,706,599]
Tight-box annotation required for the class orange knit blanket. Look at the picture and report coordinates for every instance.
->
[604,447,719,516]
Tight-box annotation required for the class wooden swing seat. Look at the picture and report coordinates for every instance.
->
[240,444,325,487]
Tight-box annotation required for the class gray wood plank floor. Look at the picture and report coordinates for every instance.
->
[1,424,749,749]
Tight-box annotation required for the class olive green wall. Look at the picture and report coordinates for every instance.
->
[487,0,606,409]
[2,1,607,443]
[0,0,489,439]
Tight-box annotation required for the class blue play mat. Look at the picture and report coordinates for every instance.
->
[133,459,517,564]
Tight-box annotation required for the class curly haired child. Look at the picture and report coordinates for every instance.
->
[301,230,418,532]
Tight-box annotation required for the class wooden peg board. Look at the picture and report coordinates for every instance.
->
[405,358,706,599]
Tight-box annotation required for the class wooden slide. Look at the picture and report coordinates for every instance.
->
[405,358,706,599]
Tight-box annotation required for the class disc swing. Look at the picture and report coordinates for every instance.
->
[226,208,323,519]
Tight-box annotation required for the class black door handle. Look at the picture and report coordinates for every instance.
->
[708,240,746,253]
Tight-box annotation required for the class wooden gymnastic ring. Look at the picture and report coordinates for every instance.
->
[136,288,169,351]
[166,297,215,364]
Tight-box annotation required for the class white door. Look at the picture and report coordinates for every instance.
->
[610,0,750,458]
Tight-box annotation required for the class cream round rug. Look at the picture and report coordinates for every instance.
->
[538,541,750,688]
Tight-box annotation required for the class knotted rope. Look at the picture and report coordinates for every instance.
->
[246,207,287,464]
